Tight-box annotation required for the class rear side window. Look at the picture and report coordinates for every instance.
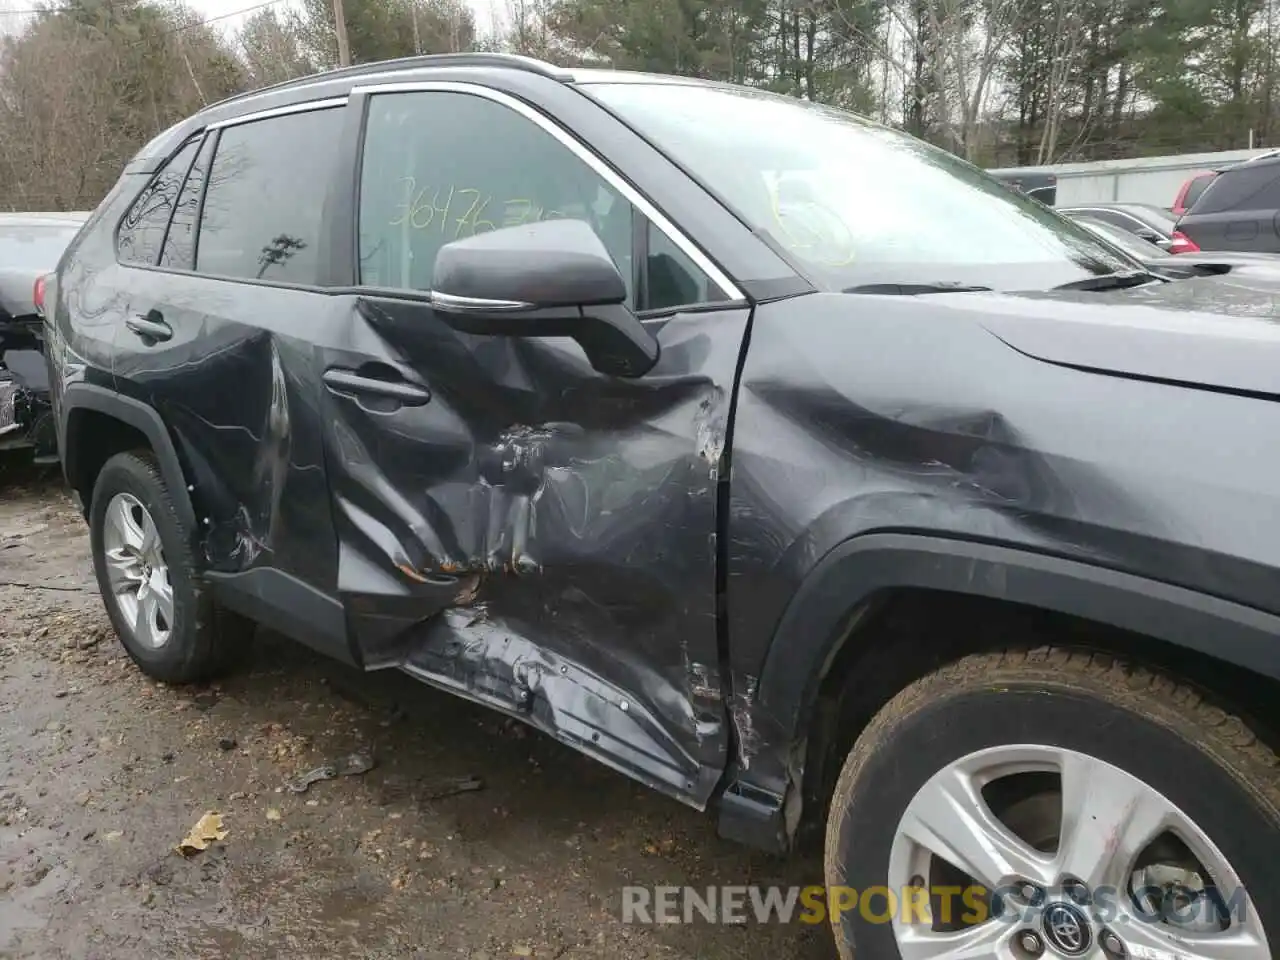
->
[196,107,344,284]
[1183,174,1214,209]
[160,135,217,270]
[1191,164,1280,214]
[117,139,200,266]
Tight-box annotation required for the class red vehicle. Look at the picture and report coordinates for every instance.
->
[1173,171,1216,215]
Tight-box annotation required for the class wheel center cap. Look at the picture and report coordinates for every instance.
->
[1042,901,1092,957]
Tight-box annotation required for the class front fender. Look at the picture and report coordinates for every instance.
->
[717,532,1280,853]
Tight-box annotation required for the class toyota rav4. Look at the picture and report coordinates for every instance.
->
[46,54,1280,960]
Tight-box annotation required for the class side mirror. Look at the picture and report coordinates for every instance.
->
[430,219,659,378]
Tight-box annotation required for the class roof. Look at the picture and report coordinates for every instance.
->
[1219,153,1280,176]
[207,53,573,114]
[125,54,779,175]
[206,55,731,112]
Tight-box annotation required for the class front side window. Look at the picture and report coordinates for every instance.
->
[587,82,1131,292]
[357,90,716,311]
[117,138,199,266]
[196,107,344,284]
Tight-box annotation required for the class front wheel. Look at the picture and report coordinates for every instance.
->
[825,648,1279,960]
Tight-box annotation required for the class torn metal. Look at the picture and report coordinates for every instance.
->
[97,273,751,811]
[0,344,55,456]
[317,297,752,809]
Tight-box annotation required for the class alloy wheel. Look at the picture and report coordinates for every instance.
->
[886,744,1270,960]
[102,491,174,649]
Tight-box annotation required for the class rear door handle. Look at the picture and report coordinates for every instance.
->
[323,367,431,406]
[125,313,173,343]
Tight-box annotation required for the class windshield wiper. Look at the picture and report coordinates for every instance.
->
[843,282,994,295]
[1052,270,1162,292]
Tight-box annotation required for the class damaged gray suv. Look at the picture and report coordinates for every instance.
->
[47,54,1280,959]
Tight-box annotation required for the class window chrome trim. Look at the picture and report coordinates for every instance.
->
[206,97,349,130]
[429,291,534,313]
[350,80,746,303]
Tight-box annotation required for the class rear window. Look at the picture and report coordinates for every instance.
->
[1190,163,1280,215]
[1182,174,1215,209]
[0,224,82,270]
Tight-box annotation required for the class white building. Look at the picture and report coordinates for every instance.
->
[989,148,1278,207]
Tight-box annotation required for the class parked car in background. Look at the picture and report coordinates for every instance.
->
[1068,212,1280,278]
[47,54,1280,960]
[1057,201,1201,253]
[1,212,87,460]
[1172,170,1216,215]
[1177,152,1280,254]
[988,167,1057,205]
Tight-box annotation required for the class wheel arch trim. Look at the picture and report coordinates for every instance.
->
[759,533,1280,751]
[61,383,197,535]
[717,533,1280,853]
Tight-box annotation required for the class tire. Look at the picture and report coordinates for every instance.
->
[89,449,253,683]
[825,647,1280,960]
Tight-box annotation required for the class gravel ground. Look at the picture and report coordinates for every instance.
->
[0,460,832,959]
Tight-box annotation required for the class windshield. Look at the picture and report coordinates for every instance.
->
[586,82,1130,292]
[0,224,81,270]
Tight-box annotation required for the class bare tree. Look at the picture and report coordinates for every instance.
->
[882,0,1031,159]
[238,7,315,87]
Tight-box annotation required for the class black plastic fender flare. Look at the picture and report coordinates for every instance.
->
[61,382,197,537]
[759,533,1280,754]
[717,532,1280,853]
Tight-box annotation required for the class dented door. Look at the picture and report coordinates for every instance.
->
[319,296,747,804]
[315,84,751,806]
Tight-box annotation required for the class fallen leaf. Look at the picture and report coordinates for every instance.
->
[265,808,282,821]
[175,812,227,856]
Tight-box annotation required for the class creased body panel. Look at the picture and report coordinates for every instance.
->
[727,291,1280,802]
[111,272,342,593]
[318,297,748,806]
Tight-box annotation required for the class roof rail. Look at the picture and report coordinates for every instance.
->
[207,53,569,113]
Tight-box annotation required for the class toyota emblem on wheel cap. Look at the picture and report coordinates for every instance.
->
[1042,902,1092,957]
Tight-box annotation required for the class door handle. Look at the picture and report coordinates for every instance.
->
[323,367,431,406]
[125,313,173,343]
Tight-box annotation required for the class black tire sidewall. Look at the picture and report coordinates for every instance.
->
[89,452,203,679]
[830,685,1280,956]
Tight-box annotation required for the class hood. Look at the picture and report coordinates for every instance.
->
[939,271,1280,398]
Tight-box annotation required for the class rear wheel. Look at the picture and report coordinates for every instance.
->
[89,450,253,682]
[825,648,1278,960]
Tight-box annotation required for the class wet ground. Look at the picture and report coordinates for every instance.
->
[0,460,831,959]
